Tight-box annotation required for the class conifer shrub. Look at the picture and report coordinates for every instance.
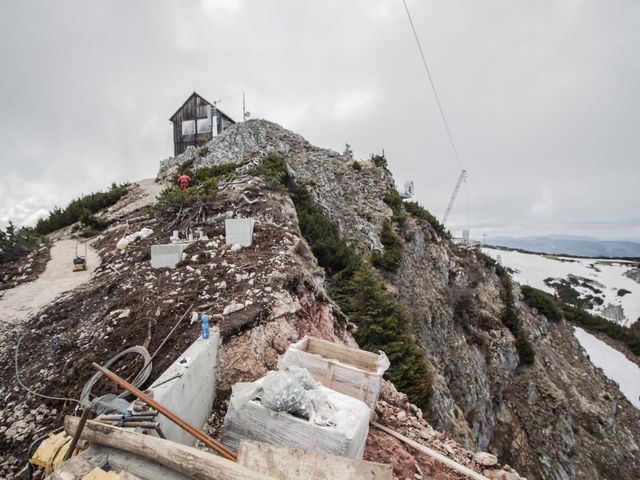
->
[370,153,387,168]
[255,153,434,408]
[35,183,128,235]
[0,222,43,263]
[250,153,290,190]
[521,285,563,322]
[288,185,358,276]
[340,262,433,408]
[500,276,535,365]
[157,162,238,211]
[372,220,403,273]
[403,201,448,237]
[563,304,640,355]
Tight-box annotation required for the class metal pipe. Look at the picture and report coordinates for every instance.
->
[91,362,237,461]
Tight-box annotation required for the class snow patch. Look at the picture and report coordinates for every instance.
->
[573,327,640,410]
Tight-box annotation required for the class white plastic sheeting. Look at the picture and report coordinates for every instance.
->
[116,228,154,250]
[222,370,370,459]
[278,336,389,410]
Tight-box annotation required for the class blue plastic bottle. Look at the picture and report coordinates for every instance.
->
[201,313,209,340]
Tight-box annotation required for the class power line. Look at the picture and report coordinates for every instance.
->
[401,0,463,171]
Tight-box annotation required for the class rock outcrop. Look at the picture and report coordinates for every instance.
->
[1,119,638,479]
[159,119,640,479]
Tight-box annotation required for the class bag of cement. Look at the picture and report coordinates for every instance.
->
[260,371,313,420]
[285,364,319,390]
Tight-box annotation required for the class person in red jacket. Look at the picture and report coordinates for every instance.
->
[177,174,191,191]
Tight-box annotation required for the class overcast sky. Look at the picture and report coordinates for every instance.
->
[1,0,638,240]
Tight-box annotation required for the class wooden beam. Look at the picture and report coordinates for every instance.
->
[371,422,490,480]
[64,417,277,480]
[237,440,393,480]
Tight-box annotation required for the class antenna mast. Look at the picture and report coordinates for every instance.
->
[441,169,467,226]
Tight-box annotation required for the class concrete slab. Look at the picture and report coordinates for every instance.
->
[237,441,393,480]
[143,329,220,445]
[150,243,190,269]
[225,218,255,247]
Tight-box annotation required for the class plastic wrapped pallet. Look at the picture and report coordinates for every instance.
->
[222,370,370,459]
[277,336,389,410]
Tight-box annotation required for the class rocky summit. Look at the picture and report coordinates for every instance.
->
[1,118,638,479]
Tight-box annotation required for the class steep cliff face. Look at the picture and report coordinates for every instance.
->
[159,119,640,479]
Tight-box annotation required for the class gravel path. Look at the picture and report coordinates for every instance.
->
[0,239,100,325]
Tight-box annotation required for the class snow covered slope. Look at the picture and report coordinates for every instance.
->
[574,327,640,409]
[482,247,640,326]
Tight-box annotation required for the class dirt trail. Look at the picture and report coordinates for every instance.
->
[0,239,100,324]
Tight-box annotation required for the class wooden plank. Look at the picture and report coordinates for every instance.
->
[82,468,120,480]
[237,440,393,480]
[64,417,277,480]
[306,338,379,372]
[371,423,490,480]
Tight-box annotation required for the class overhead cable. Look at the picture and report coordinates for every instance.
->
[401,0,463,171]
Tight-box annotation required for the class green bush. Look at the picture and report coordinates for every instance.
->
[157,162,238,211]
[35,183,127,235]
[351,161,362,171]
[278,161,433,409]
[403,201,447,237]
[521,285,563,322]
[289,185,359,276]
[372,220,403,273]
[340,262,433,408]
[250,153,290,190]
[370,153,387,168]
[500,276,535,365]
[561,301,640,356]
[0,222,43,263]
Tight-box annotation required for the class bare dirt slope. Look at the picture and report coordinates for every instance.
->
[0,239,99,324]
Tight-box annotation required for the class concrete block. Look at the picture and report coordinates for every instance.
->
[150,243,190,269]
[145,329,220,445]
[237,440,393,480]
[225,218,255,247]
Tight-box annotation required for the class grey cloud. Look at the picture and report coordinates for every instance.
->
[0,0,638,240]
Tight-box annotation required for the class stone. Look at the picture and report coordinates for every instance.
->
[223,302,245,315]
[474,452,498,467]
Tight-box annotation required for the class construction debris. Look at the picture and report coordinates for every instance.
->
[278,336,389,411]
[222,369,370,459]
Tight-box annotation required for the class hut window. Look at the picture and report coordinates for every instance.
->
[181,120,196,136]
[197,118,212,133]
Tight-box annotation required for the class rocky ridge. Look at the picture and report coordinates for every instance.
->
[159,119,640,479]
[0,119,638,479]
[0,156,514,479]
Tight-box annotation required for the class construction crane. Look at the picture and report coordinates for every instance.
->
[441,169,467,226]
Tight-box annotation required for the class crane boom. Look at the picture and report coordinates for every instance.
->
[441,169,467,226]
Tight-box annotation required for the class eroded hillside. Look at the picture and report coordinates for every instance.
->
[158,119,640,479]
[0,119,638,479]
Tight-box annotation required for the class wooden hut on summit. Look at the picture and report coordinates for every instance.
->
[169,92,235,156]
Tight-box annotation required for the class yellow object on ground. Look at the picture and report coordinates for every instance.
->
[82,467,121,479]
[30,431,75,475]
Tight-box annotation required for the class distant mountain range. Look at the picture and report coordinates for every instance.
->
[486,235,640,258]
